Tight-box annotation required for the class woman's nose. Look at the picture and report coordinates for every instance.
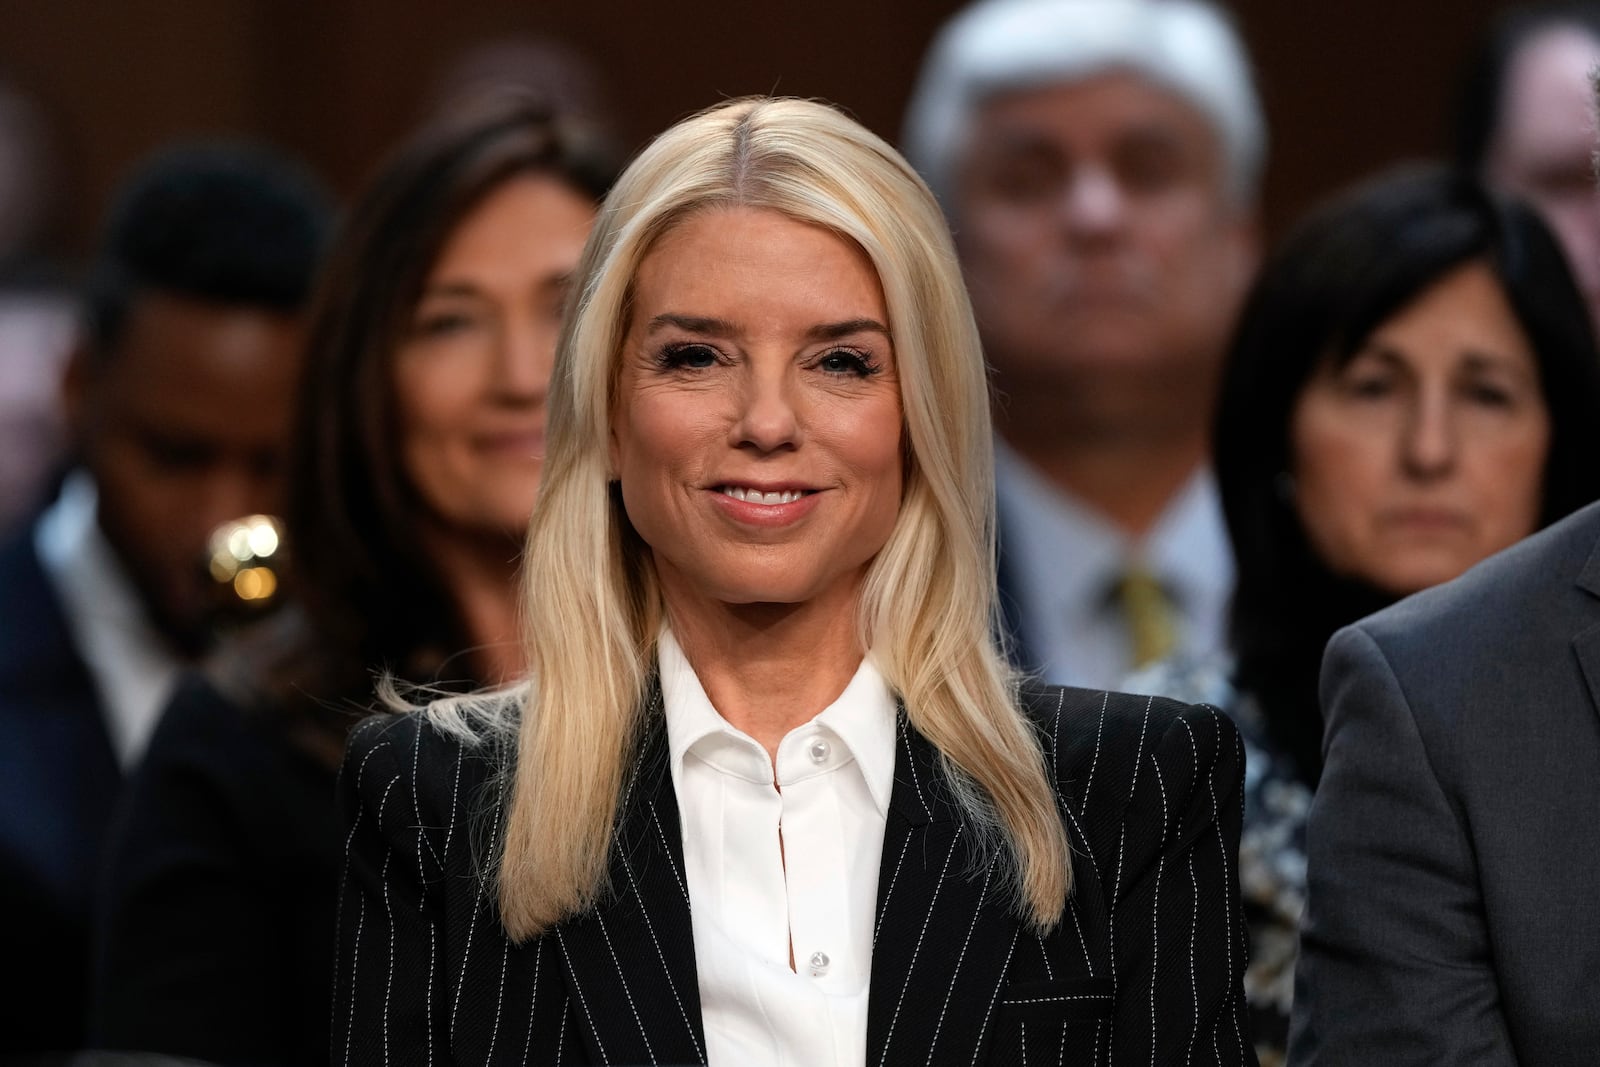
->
[1400,390,1457,479]
[730,364,800,453]
[489,318,554,402]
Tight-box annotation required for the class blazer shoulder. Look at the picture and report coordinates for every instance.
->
[1020,681,1244,846]
[1019,680,1240,771]
[341,700,508,829]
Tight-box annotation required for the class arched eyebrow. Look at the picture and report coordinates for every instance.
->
[422,269,577,300]
[646,313,736,336]
[1458,351,1536,378]
[417,282,488,300]
[1353,343,1521,370]
[807,318,890,342]
[643,313,890,341]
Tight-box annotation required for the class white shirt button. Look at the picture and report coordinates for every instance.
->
[809,950,830,975]
[808,737,831,764]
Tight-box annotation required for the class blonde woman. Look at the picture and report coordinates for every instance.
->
[333,97,1252,1066]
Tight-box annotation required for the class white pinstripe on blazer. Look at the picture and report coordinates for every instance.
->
[331,680,1255,1066]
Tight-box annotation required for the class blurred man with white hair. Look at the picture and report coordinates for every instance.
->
[904,0,1263,691]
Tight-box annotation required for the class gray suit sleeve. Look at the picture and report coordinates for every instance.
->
[1288,625,1515,1066]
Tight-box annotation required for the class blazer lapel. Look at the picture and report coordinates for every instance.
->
[556,692,708,1066]
[866,713,1026,1067]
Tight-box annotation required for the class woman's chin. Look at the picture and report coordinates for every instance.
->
[1363,557,1478,600]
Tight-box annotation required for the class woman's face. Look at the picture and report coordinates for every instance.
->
[609,206,904,619]
[1290,260,1551,597]
[394,173,595,541]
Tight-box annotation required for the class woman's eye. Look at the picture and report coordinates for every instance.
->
[1340,374,1393,400]
[412,312,476,339]
[818,349,878,377]
[1464,382,1514,408]
[659,343,720,369]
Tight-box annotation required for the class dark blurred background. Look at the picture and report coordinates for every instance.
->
[0,0,1512,254]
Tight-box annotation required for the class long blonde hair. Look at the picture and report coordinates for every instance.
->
[454,96,1070,940]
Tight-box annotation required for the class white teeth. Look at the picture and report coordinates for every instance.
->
[720,487,804,504]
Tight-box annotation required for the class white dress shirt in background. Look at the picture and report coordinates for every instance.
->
[995,440,1235,692]
[659,628,896,1067]
[34,471,184,768]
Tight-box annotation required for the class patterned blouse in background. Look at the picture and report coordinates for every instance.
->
[1125,655,1312,1067]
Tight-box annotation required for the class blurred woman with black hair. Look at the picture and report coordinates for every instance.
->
[88,100,616,1065]
[1145,164,1600,1064]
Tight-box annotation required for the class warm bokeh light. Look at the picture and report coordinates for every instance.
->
[206,514,287,607]
[233,566,278,602]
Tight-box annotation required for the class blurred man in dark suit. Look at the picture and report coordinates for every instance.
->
[0,143,329,1056]
[1292,497,1600,1064]
[902,0,1262,691]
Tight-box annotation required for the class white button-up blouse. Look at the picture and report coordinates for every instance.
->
[658,629,897,1066]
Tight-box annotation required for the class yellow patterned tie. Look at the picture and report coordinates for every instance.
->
[1116,567,1177,670]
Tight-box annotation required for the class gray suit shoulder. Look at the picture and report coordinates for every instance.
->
[1322,498,1600,779]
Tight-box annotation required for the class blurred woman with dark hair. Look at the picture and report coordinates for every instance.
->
[1144,163,1600,1064]
[88,99,617,1065]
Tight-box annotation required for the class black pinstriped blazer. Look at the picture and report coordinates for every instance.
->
[331,682,1254,1066]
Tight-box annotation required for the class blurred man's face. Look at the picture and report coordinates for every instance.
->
[66,293,304,654]
[953,73,1257,438]
[1485,25,1600,334]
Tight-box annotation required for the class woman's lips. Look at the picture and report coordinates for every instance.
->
[708,483,822,526]
[1378,507,1472,533]
[718,485,808,505]
[474,429,545,456]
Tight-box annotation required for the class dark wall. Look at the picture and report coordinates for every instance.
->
[0,0,1511,256]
